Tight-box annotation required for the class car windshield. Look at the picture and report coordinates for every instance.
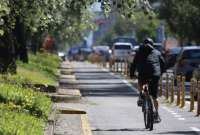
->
[182,49,200,59]
[114,45,131,49]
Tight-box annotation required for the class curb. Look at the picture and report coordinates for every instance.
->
[59,79,78,85]
[60,75,76,80]
[57,89,81,96]
[54,109,92,135]
[60,69,74,75]
[81,114,93,135]
[49,94,81,102]
[44,109,57,135]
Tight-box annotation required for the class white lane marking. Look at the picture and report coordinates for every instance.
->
[123,79,139,94]
[168,110,175,113]
[190,127,200,132]
[123,80,132,87]
[161,106,168,110]
[162,107,186,120]
[174,115,182,118]
[178,118,185,121]
[106,69,138,93]
[162,107,174,113]
[101,68,107,71]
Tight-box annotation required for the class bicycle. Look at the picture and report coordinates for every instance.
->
[141,84,155,131]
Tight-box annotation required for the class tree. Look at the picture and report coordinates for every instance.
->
[0,0,153,73]
[159,0,200,45]
[0,0,95,73]
[94,12,159,45]
[134,12,160,42]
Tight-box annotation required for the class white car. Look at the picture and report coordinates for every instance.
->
[112,42,133,61]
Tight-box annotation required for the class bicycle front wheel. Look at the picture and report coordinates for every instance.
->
[143,98,154,130]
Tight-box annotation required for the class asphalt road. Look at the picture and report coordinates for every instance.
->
[73,62,200,135]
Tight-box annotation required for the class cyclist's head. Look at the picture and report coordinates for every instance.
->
[143,38,154,46]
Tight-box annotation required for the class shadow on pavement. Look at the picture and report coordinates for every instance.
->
[76,76,119,80]
[74,71,109,74]
[156,131,198,135]
[92,128,146,132]
[80,86,138,97]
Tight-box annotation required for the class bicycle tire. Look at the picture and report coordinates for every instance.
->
[148,97,154,131]
[143,97,154,130]
[143,99,148,129]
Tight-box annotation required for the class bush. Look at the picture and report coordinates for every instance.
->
[0,83,52,119]
[0,104,45,135]
[17,52,61,81]
[0,52,58,134]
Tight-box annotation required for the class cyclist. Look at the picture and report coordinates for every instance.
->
[130,38,165,123]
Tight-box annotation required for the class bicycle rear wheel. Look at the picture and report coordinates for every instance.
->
[143,98,154,130]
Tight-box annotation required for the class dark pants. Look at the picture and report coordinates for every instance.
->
[138,76,160,99]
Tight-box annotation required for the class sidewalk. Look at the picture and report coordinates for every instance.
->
[45,61,92,135]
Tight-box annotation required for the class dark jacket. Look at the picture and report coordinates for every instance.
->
[130,45,165,79]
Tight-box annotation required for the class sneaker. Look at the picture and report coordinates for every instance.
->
[137,93,144,107]
[154,112,161,123]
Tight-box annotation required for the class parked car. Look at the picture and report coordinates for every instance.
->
[154,43,165,54]
[112,42,133,61]
[174,46,200,81]
[93,45,111,61]
[112,36,137,48]
[165,47,182,69]
[67,47,81,61]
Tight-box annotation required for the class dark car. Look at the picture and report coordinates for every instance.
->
[174,46,200,81]
[154,43,165,54]
[165,47,182,69]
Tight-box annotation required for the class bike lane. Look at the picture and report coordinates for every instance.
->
[73,62,200,135]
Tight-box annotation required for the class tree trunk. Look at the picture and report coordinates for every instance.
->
[14,17,28,63]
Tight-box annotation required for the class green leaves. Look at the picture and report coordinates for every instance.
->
[0,0,10,35]
[0,83,52,119]
[159,0,200,43]
[0,0,10,17]
[0,104,45,135]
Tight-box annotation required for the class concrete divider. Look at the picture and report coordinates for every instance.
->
[23,83,57,93]
[45,108,92,135]
[49,88,82,102]
[50,61,93,135]
[44,109,57,135]
[60,69,74,75]
[59,79,77,85]
[60,75,76,80]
